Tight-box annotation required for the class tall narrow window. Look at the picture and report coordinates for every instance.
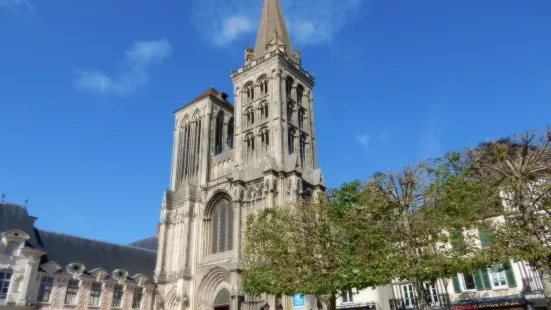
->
[260,102,269,120]
[298,109,304,129]
[112,285,124,307]
[0,272,12,301]
[296,85,304,105]
[259,79,269,96]
[246,108,255,126]
[285,78,293,98]
[38,277,54,303]
[300,135,306,167]
[261,129,270,156]
[89,282,102,306]
[288,128,295,154]
[462,273,476,290]
[132,287,143,309]
[210,198,234,254]
[246,85,254,102]
[64,279,79,305]
[287,102,293,122]
[401,284,415,308]
[342,290,353,303]
[215,111,224,155]
[227,118,234,149]
[424,282,439,305]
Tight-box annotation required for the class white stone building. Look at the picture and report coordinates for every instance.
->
[153,0,325,310]
[0,198,157,310]
[334,225,546,310]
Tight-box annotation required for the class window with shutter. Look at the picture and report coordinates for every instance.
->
[452,276,462,293]
[504,261,517,288]
[462,273,476,290]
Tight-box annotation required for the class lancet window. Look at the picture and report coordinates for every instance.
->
[298,109,305,129]
[246,107,255,127]
[227,117,234,149]
[300,135,307,167]
[260,128,270,156]
[211,197,233,254]
[259,79,269,96]
[285,77,293,98]
[260,102,269,121]
[245,133,255,162]
[297,85,304,105]
[288,128,296,154]
[215,111,224,155]
[246,84,255,102]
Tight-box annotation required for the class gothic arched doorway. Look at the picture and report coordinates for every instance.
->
[213,289,230,310]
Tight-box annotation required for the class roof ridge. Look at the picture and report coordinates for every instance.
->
[0,200,26,209]
[37,229,157,253]
[128,235,157,243]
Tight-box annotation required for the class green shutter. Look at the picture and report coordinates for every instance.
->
[450,228,465,251]
[452,275,462,293]
[481,270,492,290]
[473,270,484,291]
[504,261,517,288]
[477,225,494,247]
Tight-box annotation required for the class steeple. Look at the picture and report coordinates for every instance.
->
[253,0,293,60]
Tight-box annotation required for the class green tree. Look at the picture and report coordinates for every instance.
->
[465,128,551,301]
[243,182,396,310]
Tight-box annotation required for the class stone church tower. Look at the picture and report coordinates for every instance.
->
[154,0,325,309]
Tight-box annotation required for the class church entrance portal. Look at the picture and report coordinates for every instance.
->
[213,289,231,310]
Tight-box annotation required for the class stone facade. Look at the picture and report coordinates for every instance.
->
[153,1,325,310]
[0,199,157,310]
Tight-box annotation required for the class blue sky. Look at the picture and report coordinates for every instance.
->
[0,0,549,244]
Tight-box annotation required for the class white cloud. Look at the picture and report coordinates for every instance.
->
[0,0,34,10]
[191,0,361,47]
[355,133,370,150]
[74,38,172,96]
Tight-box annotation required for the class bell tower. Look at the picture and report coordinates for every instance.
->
[231,0,325,207]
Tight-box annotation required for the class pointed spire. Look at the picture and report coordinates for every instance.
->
[254,0,293,59]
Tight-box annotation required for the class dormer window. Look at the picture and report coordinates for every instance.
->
[64,279,79,305]
[5,242,19,256]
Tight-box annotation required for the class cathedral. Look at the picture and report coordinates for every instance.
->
[153,0,325,309]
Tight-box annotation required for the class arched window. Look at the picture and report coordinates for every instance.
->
[246,85,255,102]
[260,102,269,120]
[246,133,255,162]
[0,271,12,301]
[214,289,230,306]
[287,102,293,122]
[285,77,293,98]
[300,135,307,167]
[211,198,233,254]
[288,128,295,154]
[261,79,269,96]
[298,109,305,129]
[227,117,234,149]
[246,108,255,126]
[296,85,304,105]
[214,111,224,155]
[260,128,270,156]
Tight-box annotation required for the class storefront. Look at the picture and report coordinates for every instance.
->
[450,295,528,310]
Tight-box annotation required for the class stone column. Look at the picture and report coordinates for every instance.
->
[200,104,212,186]
[272,71,284,167]
[155,209,169,278]
[234,89,243,167]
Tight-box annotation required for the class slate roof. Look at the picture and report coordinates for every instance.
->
[0,201,43,250]
[128,235,158,251]
[0,201,157,281]
[35,229,157,280]
[174,86,233,113]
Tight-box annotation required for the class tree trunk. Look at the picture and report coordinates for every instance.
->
[413,279,430,310]
[539,265,551,309]
[329,293,337,310]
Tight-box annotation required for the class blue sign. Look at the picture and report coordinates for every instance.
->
[292,294,305,308]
